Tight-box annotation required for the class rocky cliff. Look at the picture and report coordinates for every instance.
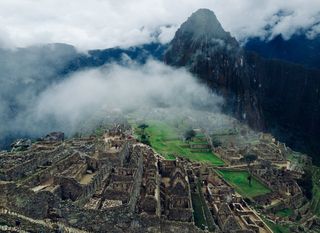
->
[164,9,320,164]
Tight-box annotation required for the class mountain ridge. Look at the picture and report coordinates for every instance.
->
[245,34,320,70]
[165,9,320,164]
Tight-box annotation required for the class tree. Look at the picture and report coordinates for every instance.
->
[241,154,257,186]
[138,123,149,133]
[242,154,258,168]
[184,129,196,141]
[138,123,150,145]
[212,137,222,147]
[140,134,150,146]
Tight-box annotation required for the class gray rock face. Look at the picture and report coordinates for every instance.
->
[179,9,231,41]
[165,9,240,67]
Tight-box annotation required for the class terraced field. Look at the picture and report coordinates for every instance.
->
[135,120,225,166]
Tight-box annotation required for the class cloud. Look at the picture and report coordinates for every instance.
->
[0,44,79,147]
[0,59,224,144]
[0,0,319,50]
[33,60,223,130]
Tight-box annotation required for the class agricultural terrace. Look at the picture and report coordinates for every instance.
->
[135,120,225,166]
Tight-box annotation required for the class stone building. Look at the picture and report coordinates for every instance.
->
[159,159,193,222]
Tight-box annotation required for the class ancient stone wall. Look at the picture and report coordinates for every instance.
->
[77,165,110,205]
[127,145,144,212]
[3,183,60,219]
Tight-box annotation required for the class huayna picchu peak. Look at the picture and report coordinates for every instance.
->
[178,9,234,42]
[165,9,239,67]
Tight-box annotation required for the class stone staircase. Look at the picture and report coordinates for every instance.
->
[0,208,89,233]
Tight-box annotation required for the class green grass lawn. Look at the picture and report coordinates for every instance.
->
[218,170,271,198]
[275,208,294,218]
[135,120,225,166]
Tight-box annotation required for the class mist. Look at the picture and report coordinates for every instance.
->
[0,58,228,148]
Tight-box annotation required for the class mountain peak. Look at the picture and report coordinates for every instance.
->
[164,9,239,67]
[179,8,230,40]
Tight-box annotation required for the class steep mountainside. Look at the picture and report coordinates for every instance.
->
[165,9,320,164]
[245,34,320,70]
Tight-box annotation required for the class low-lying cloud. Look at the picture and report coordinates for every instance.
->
[34,60,223,129]
[0,0,319,50]
[0,59,224,147]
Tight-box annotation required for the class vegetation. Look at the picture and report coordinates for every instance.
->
[310,166,320,215]
[262,217,291,233]
[296,165,320,216]
[196,181,216,231]
[241,154,258,167]
[135,120,224,166]
[298,168,313,200]
[94,127,105,137]
[138,123,149,133]
[184,129,196,141]
[191,181,216,231]
[211,137,222,147]
[240,154,258,186]
[140,134,151,146]
[136,123,151,145]
[218,170,271,198]
[191,192,207,230]
[275,208,294,218]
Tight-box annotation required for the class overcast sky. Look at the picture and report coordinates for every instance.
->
[0,0,319,50]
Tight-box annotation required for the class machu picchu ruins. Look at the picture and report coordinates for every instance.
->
[1,121,319,233]
[1,5,320,233]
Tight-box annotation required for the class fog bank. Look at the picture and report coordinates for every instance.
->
[0,59,225,147]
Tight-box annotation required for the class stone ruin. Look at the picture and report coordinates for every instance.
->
[0,127,201,232]
[0,126,316,232]
[159,159,193,222]
[197,166,273,233]
[213,132,292,167]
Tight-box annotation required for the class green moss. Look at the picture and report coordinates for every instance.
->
[218,170,271,198]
